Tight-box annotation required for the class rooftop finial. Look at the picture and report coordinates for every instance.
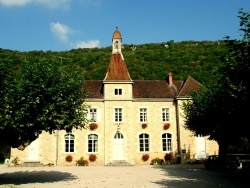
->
[116,26,118,30]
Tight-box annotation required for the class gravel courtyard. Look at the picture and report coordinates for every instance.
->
[0,164,249,188]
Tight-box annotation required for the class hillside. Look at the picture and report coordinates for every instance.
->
[0,40,228,85]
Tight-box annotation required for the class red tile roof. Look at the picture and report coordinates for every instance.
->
[104,54,132,81]
[84,80,104,98]
[84,78,201,99]
[85,27,201,99]
[177,76,202,97]
[133,80,180,98]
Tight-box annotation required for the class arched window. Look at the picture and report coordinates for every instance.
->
[139,134,149,152]
[64,133,75,153]
[115,41,118,49]
[162,133,172,152]
[88,134,98,152]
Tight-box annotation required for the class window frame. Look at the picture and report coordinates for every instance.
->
[162,133,172,152]
[139,108,147,123]
[88,134,98,153]
[64,133,75,153]
[89,108,97,122]
[139,133,150,152]
[162,108,170,122]
[115,108,122,123]
[114,88,122,95]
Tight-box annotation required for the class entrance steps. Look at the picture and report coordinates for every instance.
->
[19,161,43,167]
[106,160,133,166]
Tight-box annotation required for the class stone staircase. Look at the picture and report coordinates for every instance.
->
[106,160,133,166]
[19,161,44,167]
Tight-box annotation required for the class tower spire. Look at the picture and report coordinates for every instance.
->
[104,28,132,81]
[112,27,122,54]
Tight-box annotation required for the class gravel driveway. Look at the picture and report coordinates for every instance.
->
[0,164,249,188]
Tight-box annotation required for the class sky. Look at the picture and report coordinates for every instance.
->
[0,0,250,52]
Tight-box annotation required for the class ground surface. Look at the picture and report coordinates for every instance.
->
[0,164,249,188]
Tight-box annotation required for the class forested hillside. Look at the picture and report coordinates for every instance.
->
[0,40,228,85]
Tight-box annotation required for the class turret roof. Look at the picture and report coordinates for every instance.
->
[112,27,122,38]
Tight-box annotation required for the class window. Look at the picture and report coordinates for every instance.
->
[64,133,75,153]
[115,41,118,49]
[162,133,172,152]
[115,108,122,122]
[140,108,147,122]
[162,108,170,122]
[139,134,149,152]
[88,134,98,152]
[89,108,97,122]
[115,88,122,95]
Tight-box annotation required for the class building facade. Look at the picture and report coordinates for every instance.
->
[11,28,218,166]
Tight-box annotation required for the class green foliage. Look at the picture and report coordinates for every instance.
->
[76,157,89,166]
[150,157,164,165]
[1,39,227,86]
[12,156,19,165]
[183,8,250,155]
[0,58,88,149]
[0,144,10,162]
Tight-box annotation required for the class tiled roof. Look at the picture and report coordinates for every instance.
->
[84,78,201,99]
[104,54,132,81]
[84,28,201,99]
[133,80,181,98]
[177,76,202,97]
[84,80,104,98]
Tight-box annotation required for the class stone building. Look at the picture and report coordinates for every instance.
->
[11,28,218,166]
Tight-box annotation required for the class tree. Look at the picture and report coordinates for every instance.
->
[182,8,250,157]
[0,59,88,150]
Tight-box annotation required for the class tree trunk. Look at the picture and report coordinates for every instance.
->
[218,139,229,160]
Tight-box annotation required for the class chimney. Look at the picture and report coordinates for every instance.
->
[167,72,173,85]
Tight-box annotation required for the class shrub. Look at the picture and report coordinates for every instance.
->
[12,156,19,166]
[76,157,89,166]
[65,155,73,162]
[164,153,173,161]
[142,154,150,161]
[150,157,164,165]
[89,154,97,162]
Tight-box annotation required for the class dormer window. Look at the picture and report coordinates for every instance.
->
[115,88,122,95]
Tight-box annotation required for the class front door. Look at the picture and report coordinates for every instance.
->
[28,138,39,161]
[196,135,206,159]
[113,133,125,160]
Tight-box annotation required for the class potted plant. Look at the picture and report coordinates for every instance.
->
[141,123,147,129]
[142,154,150,161]
[12,156,19,166]
[163,123,170,130]
[150,157,164,165]
[89,154,97,162]
[89,123,98,130]
[65,155,73,162]
[76,157,89,166]
[164,153,173,164]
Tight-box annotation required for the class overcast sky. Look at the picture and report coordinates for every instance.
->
[0,0,249,52]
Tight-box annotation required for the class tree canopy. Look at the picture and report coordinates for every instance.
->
[182,8,250,156]
[0,59,88,150]
[0,39,228,86]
